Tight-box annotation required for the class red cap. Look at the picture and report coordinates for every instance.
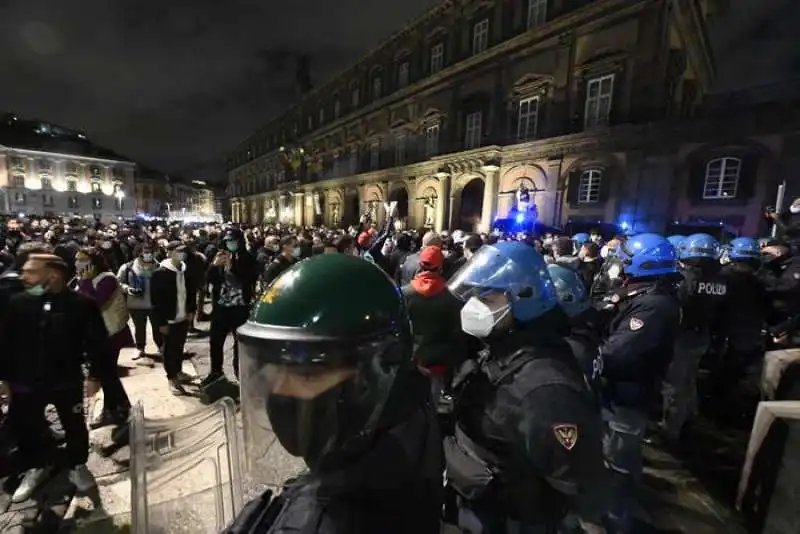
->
[419,246,444,269]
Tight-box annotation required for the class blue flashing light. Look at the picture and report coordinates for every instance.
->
[515,213,526,224]
[620,221,630,231]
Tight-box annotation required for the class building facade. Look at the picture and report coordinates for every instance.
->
[135,172,222,221]
[0,145,136,221]
[227,0,792,235]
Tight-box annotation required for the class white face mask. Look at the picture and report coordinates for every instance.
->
[607,263,622,280]
[460,296,510,338]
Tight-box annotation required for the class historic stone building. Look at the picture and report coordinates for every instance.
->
[227,0,792,235]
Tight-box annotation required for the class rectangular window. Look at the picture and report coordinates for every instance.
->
[68,196,79,209]
[41,177,52,190]
[464,111,482,150]
[425,124,440,157]
[350,149,358,174]
[430,43,444,74]
[527,0,547,28]
[369,142,380,171]
[14,192,25,205]
[43,194,54,207]
[703,157,740,199]
[395,134,406,166]
[351,87,360,107]
[92,197,103,210]
[577,169,602,204]
[91,182,102,193]
[12,175,24,188]
[334,100,341,119]
[333,155,340,177]
[116,198,124,211]
[307,116,313,130]
[398,62,410,88]
[373,77,382,99]
[517,97,540,140]
[584,74,614,129]
[472,19,489,55]
[67,179,77,192]
[319,107,325,124]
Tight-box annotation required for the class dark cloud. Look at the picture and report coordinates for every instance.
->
[0,0,440,180]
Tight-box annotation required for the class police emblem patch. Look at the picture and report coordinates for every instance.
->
[629,317,644,331]
[553,424,578,451]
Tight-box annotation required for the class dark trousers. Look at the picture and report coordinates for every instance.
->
[100,348,131,413]
[209,306,249,378]
[129,308,163,350]
[163,320,190,380]
[7,387,89,470]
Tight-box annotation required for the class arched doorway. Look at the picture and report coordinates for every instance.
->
[458,178,485,231]
[388,187,409,221]
[345,190,360,227]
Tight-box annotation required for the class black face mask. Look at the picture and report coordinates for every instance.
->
[266,381,349,462]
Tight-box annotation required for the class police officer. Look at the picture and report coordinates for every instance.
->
[226,254,443,534]
[662,233,726,441]
[666,235,687,257]
[445,241,607,533]
[597,233,681,534]
[548,263,603,390]
[714,237,769,401]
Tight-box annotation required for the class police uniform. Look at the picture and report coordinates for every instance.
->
[445,242,607,533]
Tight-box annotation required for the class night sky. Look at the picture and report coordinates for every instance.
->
[0,0,794,181]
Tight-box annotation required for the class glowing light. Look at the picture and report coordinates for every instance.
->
[515,213,525,224]
[620,221,630,231]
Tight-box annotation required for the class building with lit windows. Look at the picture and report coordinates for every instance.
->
[226,0,799,236]
[134,168,222,221]
[0,114,135,221]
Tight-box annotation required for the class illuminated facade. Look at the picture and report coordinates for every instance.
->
[0,145,135,221]
[135,172,221,221]
[227,0,790,235]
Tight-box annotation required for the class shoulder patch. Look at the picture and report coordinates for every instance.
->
[553,424,578,451]
[629,317,644,331]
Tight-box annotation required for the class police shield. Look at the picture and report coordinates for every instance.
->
[129,397,245,534]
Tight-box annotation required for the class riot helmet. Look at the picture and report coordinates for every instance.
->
[547,264,590,318]
[617,233,678,278]
[237,254,414,477]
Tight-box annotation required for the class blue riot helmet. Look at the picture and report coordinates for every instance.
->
[547,264,590,318]
[572,233,591,248]
[666,235,687,254]
[449,241,558,336]
[680,233,719,261]
[618,233,678,278]
[728,237,761,261]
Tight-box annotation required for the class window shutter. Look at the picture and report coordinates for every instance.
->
[566,169,580,204]
[687,158,706,204]
[737,154,759,200]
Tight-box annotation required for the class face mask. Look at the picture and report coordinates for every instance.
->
[75,261,91,276]
[26,285,46,296]
[267,244,279,252]
[460,296,511,338]
[142,253,154,262]
[175,253,187,262]
[225,241,239,253]
[101,241,113,250]
[607,263,622,280]
[591,235,601,243]
[292,247,301,258]
[266,382,347,462]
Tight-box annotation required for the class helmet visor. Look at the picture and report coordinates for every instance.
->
[448,245,548,302]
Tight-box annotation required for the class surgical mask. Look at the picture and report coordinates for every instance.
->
[460,296,511,338]
[175,252,187,262]
[142,253,154,262]
[101,241,113,250]
[75,261,91,275]
[225,241,239,253]
[292,247,301,258]
[26,285,46,296]
[607,263,622,280]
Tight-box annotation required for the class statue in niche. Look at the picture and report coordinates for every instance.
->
[366,201,379,221]
[423,196,437,227]
[332,204,340,225]
[516,183,532,212]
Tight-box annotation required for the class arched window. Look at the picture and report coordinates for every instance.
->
[703,157,740,199]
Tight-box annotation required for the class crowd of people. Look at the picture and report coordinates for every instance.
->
[0,202,798,533]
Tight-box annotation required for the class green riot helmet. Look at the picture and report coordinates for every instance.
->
[237,253,414,478]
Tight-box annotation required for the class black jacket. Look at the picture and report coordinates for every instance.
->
[206,250,260,306]
[0,290,111,387]
[150,260,199,327]
[263,254,297,286]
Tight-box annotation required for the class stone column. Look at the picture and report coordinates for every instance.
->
[479,170,498,232]
[294,192,305,226]
[436,175,450,232]
[544,158,563,226]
